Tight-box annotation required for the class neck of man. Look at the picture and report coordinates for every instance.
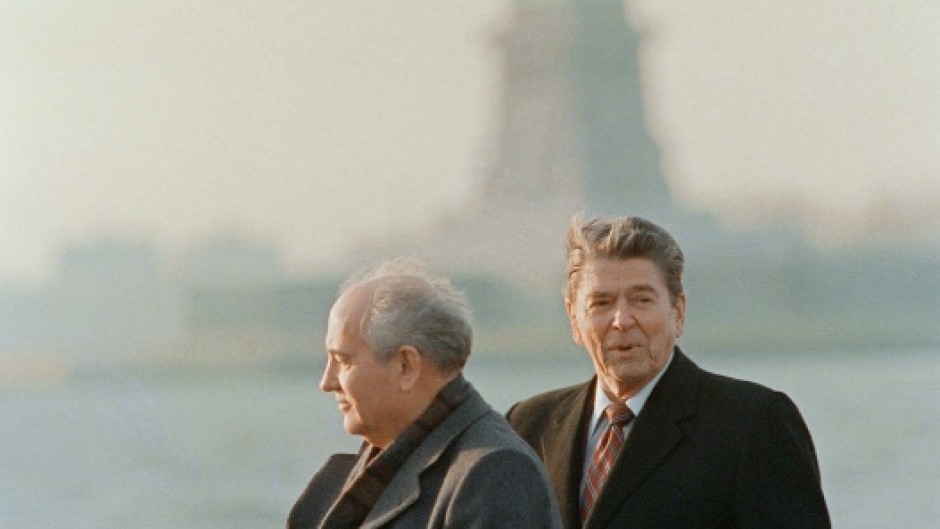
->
[370,368,462,449]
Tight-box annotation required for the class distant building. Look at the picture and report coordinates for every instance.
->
[0,239,182,362]
[181,278,340,367]
[182,236,284,288]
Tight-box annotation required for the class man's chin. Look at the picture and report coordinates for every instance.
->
[343,417,363,436]
[601,367,655,395]
[603,359,645,378]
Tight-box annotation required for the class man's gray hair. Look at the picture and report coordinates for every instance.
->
[566,213,685,306]
[340,257,472,373]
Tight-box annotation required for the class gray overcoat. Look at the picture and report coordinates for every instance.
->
[288,385,563,529]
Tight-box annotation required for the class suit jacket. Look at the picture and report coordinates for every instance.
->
[288,384,563,529]
[506,348,830,529]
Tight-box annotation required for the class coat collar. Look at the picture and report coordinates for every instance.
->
[359,383,492,529]
[584,347,702,529]
[287,454,359,529]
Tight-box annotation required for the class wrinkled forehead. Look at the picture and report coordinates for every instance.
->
[573,257,669,294]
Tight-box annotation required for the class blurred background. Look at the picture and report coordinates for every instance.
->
[2,1,938,527]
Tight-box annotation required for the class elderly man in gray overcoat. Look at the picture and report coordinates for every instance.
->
[287,257,562,529]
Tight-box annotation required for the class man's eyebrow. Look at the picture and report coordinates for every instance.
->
[587,284,657,296]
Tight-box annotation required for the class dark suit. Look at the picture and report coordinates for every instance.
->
[289,385,563,529]
[507,348,830,528]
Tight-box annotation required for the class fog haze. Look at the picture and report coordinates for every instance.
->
[3,6,938,528]
[2,0,938,283]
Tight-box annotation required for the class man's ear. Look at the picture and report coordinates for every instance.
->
[674,291,687,338]
[566,298,583,346]
[396,345,422,391]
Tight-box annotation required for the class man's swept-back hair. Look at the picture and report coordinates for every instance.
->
[565,213,685,306]
[339,257,472,373]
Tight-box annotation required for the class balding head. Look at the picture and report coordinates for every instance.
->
[338,257,473,374]
[320,258,474,447]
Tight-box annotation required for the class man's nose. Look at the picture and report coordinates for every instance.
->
[612,301,634,330]
[319,358,338,392]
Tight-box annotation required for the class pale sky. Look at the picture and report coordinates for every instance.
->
[2,0,938,283]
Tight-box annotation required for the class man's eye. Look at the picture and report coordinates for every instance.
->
[331,355,351,367]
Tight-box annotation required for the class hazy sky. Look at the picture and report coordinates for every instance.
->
[2,1,938,283]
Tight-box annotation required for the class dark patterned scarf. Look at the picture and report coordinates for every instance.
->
[318,374,473,529]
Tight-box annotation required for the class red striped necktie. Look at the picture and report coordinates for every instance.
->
[580,401,634,523]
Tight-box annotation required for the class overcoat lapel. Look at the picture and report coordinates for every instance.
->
[359,388,492,529]
[543,380,594,529]
[287,454,358,529]
[585,349,701,529]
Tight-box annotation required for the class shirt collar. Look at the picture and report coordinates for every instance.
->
[589,351,675,435]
